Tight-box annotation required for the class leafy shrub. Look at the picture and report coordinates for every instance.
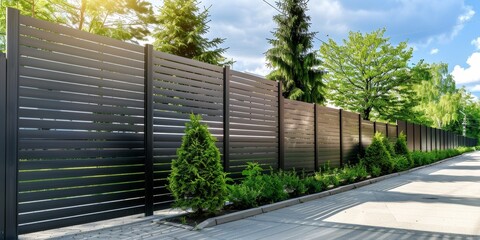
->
[241,163,288,205]
[228,184,261,209]
[394,132,412,167]
[371,165,382,177]
[314,171,340,188]
[278,170,307,197]
[303,175,324,194]
[392,155,411,172]
[168,114,228,216]
[338,164,368,184]
[352,164,369,180]
[362,132,394,174]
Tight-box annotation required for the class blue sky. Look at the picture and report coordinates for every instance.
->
[153,0,480,97]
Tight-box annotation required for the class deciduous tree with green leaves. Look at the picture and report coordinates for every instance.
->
[412,63,462,128]
[265,0,324,104]
[320,29,417,120]
[1,0,155,51]
[153,0,230,65]
[1,0,61,51]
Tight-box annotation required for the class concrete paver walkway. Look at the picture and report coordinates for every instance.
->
[22,152,480,240]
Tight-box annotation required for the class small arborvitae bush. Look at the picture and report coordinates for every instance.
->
[168,114,227,216]
[382,136,396,157]
[394,132,412,167]
[362,132,394,174]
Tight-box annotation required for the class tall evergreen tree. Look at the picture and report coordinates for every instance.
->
[265,0,324,103]
[153,0,230,66]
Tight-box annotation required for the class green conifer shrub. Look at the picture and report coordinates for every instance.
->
[168,114,227,216]
[394,132,412,167]
[362,132,394,174]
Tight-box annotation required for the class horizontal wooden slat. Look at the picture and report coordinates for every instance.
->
[153,50,222,72]
[20,57,143,85]
[20,15,142,53]
[19,35,144,69]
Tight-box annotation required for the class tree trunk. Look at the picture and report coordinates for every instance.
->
[78,0,87,30]
[363,107,371,121]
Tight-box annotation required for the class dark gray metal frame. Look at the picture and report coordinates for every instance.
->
[6,8,19,240]
[1,53,6,240]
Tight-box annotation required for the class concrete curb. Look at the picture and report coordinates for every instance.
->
[194,152,470,230]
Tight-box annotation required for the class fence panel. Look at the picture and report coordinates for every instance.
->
[420,125,426,151]
[397,120,407,136]
[406,122,414,151]
[387,124,397,143]
[414,124,421,151]
[361,120,374,151]
[376,123,387,137]
[284,100,315,171]
[151,50,224,207]
[228,70,278,175]
[342,111,360,165]
[16,14,146,234]
[317,106,341,167]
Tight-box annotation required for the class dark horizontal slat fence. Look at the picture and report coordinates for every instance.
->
[316,106,341,167]
[228,70,279,176]
[284,100,315,171]
[150,50,225,209]
[2,8,477,238]
[16,12,146,234]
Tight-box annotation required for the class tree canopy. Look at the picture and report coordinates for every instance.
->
[320,29,417,120]
[265,0,324,104]
[153,0,230,65]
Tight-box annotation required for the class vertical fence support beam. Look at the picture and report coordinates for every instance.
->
[373,121,377,133]
[358,114,362,157]
[144,44,154,216]
[314,104,318,171]
[223,66,230,172]
[6,7,19,240]
[386,124,389,139]
[278,82,285,170]
[0,53,6,240]
[339,109,343,166]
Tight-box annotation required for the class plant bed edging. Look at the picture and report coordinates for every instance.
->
[194,152,473,230]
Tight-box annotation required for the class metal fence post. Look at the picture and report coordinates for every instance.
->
[144,44,154,216]
[339,109,343,166]
[0,53,6,240]
[223,66,230,172]
[278,82,285,170]
[314,104,318,171]
[6,7,19,240]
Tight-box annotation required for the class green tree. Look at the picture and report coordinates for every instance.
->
[320,29,416,120]
[1,0,155,51]
[412,63,461,128]
[50,0,155,43]
[1,0,61,51]
[168,114,228,216]
[265,0,324,103]
[153,0,230,65]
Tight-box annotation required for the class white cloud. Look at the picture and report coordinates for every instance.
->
[469,85,480,92]
[451,52,480,85]
[471,37,480,50]
[430,48,439,55]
